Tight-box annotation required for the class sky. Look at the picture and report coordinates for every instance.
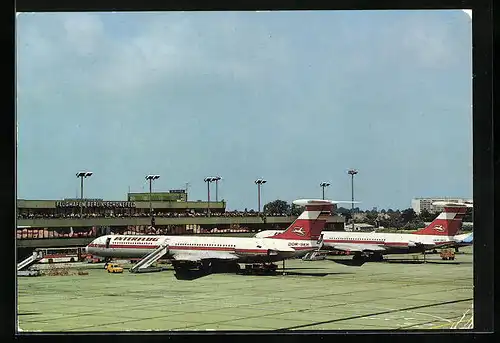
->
[16,10,473,211]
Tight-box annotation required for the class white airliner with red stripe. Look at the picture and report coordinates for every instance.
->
[85,199,356,272]
[254,202,472,260]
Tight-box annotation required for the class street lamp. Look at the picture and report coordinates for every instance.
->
[145,175,160,226]
[348,169,358,230]
[185,182,190,201]
[76,171,93,218]
[320,182,331,200]
[254,178,267,214]
[213,176,222,202]
[204,177,216,216]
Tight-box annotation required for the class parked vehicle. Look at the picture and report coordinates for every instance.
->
[440,249,455,260]
[106,263,124,273]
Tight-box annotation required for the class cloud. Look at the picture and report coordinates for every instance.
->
[61,13,104,56]
[16,11,472,208]
[17,11,469,102]
[17,12,293,98]
[399,18,454,68]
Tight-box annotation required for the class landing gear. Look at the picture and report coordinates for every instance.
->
[199,261,213,274]
[172,260,241,275]
[243,263,278,275]
[228,262,241,273]
[352,254,364,261]
[172,261,197,274]
[208,261,240,274]
[172,263,182,273]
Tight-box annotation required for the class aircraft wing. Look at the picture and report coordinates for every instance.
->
[172,251,239,262]
[329,243,387,253]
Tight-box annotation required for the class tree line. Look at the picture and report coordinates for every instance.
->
[262,200,473,230]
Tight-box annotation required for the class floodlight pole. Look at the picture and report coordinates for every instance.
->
[146,175,160,227]
[255,179,267,214]
[213,176,222,202]
[80,176,84,218]
[207,179,211,216]
[348,169,358,230]
[149,179,152,216]
[204,177,214,217]
[320,182,331,200]
[76,171,92,218]
[80,177,84,202]
[258,184,261,214]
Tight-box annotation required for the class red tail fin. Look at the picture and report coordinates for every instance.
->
[413,205,468,236]
[270,200,334,241]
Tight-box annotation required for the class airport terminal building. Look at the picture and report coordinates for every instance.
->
[17,189,345,248]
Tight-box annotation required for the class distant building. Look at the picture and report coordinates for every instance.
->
[411,197,472,214]
[128,189,187,202]
[344,223,374,232]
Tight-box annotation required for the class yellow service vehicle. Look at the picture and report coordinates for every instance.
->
[440,249,456,260]
[106,263,124,273]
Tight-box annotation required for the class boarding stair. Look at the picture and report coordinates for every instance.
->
[302,250,326,261]
[129,242,169,273]
[302,234,326,261]
[17,251,43,272]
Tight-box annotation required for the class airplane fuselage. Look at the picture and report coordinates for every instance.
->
[256,230,458,254]
[86,234,318,263]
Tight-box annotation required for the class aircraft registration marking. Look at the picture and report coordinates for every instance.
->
[288,242,309,247]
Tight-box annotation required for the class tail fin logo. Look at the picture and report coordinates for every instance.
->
[433,225,445,233]
[292,227,306,236]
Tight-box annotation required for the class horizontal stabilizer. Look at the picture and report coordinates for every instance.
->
[432,201,472,208]
[292,199,338,206]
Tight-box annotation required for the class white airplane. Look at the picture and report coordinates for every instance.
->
[451,232,473,252]
[255,201,472,261]
[85,199,365,274]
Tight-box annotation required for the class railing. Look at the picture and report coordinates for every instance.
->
[17,252,43,271]
[17,211,275,220]
[129,243,169,273]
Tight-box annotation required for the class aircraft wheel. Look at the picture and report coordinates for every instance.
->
[352,254,363,261]
[228,263,240,273]
[200,261,213,273]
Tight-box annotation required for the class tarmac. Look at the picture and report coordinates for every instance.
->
[17,246,473,332]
